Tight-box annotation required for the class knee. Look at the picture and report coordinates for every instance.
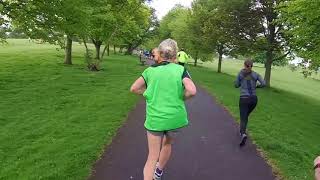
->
[163,136,174,145]
[147,152,159,161]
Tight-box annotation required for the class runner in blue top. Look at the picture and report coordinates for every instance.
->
[235,60,266,147]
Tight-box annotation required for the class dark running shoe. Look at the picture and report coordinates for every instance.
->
[240,133,248,147]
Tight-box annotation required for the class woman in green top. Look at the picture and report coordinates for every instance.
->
[130,39,197,180]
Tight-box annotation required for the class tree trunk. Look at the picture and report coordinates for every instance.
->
[126,45,134,55]
[83,38,89,54]
[217,45,223,73]
[94,43,101,60]
[264,50,273,87]
[107,44,110,56]
[64,35,72,65]
[101,45,108,60]
[194,51,198,67]
[264,14,276,87]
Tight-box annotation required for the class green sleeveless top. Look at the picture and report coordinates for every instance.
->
[142,62,190,131]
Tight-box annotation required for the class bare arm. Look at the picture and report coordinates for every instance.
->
[130,77,146,95]
[183,78,196,100]
[315,156,320,180]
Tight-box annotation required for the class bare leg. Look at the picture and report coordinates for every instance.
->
[158,135,174,170]
[143,132,162,180]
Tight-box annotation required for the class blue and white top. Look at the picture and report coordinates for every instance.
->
[235,70,266,96]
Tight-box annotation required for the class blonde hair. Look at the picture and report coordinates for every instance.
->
[158,39,178,61]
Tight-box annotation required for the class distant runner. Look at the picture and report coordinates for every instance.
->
[177,48,189,66]
[235,60,266,147]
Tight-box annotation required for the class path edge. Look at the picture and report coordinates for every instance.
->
[86,97,145,180]
[197,85,284,180]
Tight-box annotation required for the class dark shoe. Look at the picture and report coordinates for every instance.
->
[240,133,247,147]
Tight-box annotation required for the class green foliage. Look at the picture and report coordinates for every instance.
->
[3,0,89,48]
[279,0,320,73]
[85,0,154,59]
[144,5,189,48]
[193,0,234,52]
[1,0,154,64]
[144,5,213,62]
[253,52,288,66]
[120,6,158,54]
[7,28,28,39]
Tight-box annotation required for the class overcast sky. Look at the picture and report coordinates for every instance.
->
[149,0,193,19]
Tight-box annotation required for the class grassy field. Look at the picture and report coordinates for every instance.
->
[202,59,320,101]
[1,40,319,180]
[0,39,144,179]
[189,60,320,180]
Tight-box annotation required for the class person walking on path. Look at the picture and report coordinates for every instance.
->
[177,48,189,66]
[315,156,320,180]
[235,60,266,147]
[130,39,197,180]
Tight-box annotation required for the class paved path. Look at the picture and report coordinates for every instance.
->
[89,87,275,180]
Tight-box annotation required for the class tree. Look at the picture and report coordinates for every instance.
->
[144,5,212,66]
[0,1,11,43]
[279,0,320,73]
[181,5,213,66]
[192,0,243,73]
[242,0,289,87]
[123,7,158,55]
[86,0,151,61]
[4,0,90,65]
[144,5,187,48]
[252,52,288,66]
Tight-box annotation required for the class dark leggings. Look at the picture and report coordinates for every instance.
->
[239,96,258,134]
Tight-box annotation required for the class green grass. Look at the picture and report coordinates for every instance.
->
[189,62,320,180]
[1,39,319,180]
[202,59,320,101]
[0,39,144,179]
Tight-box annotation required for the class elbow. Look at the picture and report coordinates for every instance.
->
[190,87,197,97]
[130,85,138,93]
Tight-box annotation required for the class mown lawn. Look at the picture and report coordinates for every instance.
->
[0,39,144,179]
[1,39,319,180]
[202,59,320,101]
[189,63,320,180]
